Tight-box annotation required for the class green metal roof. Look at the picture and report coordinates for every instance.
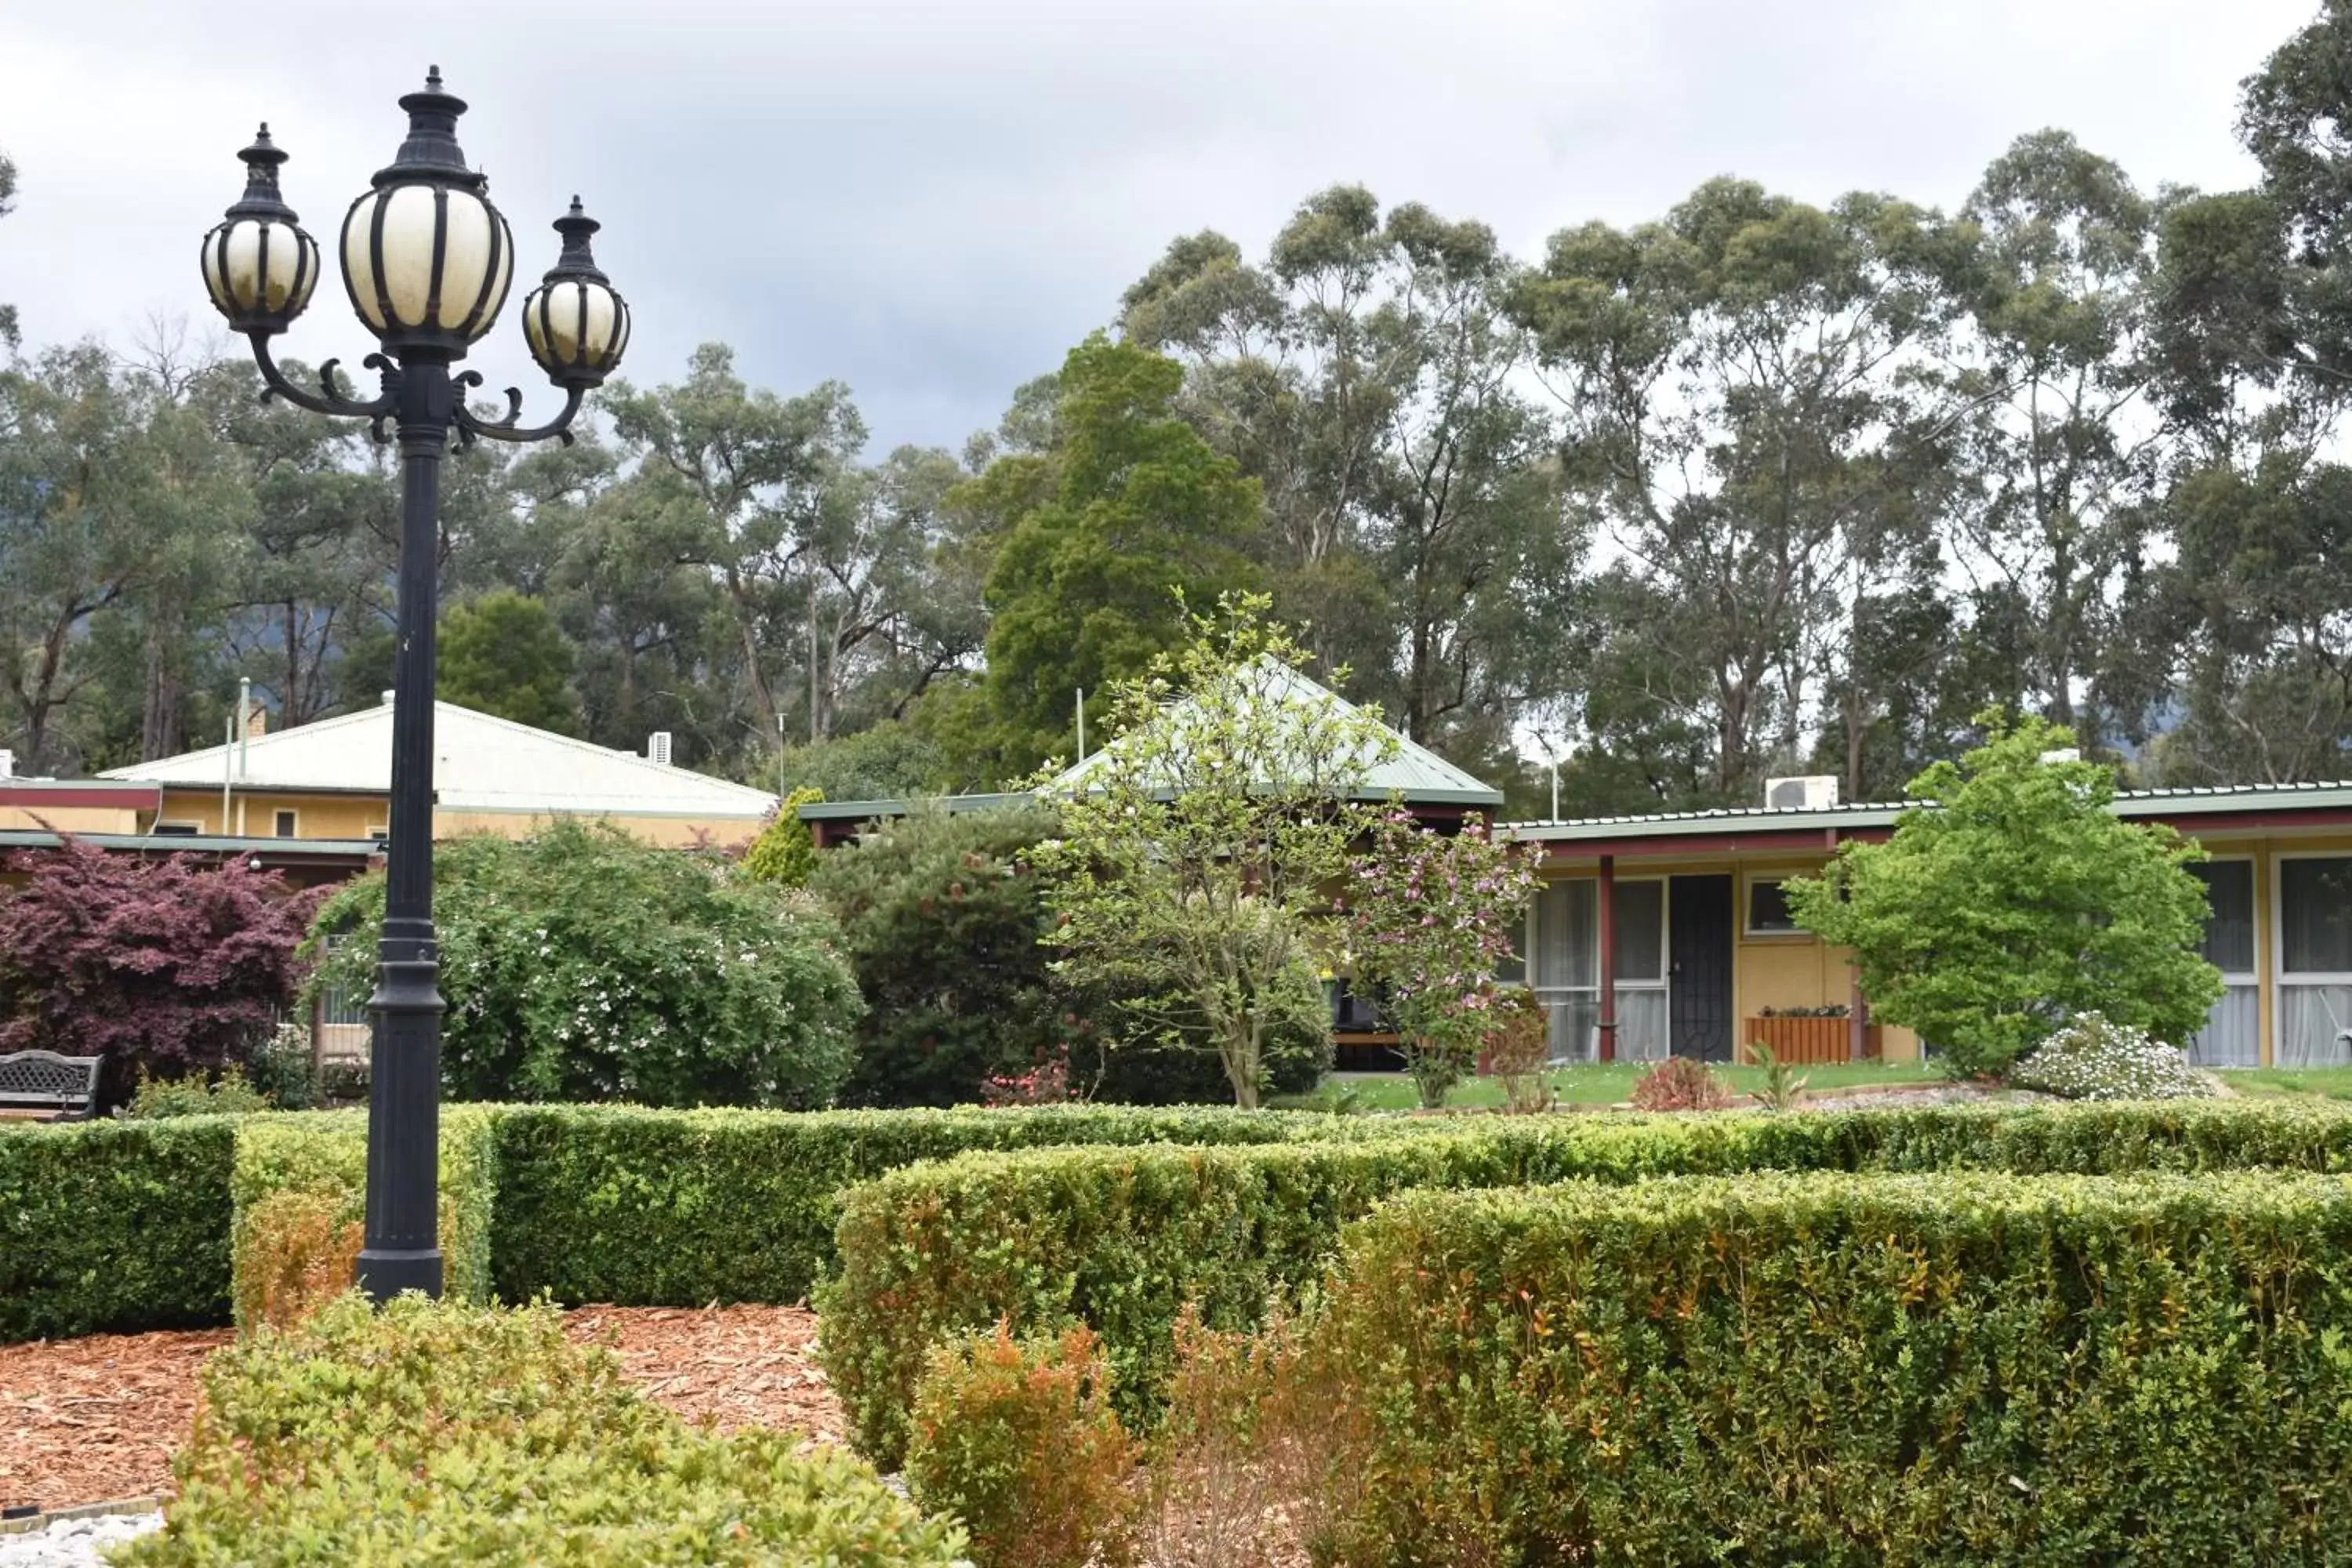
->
[1501,779,2352,844]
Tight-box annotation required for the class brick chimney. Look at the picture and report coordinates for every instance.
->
[246,707,269,740]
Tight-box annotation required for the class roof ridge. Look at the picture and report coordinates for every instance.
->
[431,702,774,800]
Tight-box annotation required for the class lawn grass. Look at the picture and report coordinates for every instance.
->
[1277,1060,1941,1112]
[2230,1069,2352,1102]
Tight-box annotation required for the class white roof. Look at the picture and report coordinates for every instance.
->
[1047,657,1503,807]
[102,700,778,820]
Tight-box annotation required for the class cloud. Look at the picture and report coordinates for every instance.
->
[1,0,2311,454]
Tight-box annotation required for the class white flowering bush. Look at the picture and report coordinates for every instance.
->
[2007,1011,2217,1102]
[302,820,863,1109]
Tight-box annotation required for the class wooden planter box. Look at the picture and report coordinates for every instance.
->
[1738,1017,1880,1065]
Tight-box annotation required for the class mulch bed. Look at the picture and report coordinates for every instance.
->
[1,1305,844,1515]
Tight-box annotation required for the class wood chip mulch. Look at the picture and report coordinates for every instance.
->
[1,1305,844,1515]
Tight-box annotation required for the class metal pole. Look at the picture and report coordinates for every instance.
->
[357,355,453,1303]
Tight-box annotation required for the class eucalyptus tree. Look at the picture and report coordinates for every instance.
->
[0,148,17,350]
[1123,186,1568,760]
[1515,178,1962,804]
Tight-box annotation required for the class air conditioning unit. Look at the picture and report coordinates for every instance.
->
[1764,775,1839,811]
[646,731,674,768]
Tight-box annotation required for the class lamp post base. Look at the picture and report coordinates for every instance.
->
[354,1247,445,1301]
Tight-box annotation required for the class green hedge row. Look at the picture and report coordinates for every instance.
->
[486,1102,1382,1307]
[0,1116,238,1341]
[815,1098,2352,1465]
[1315,1171,2352,1566]
[122,1294,965,1568]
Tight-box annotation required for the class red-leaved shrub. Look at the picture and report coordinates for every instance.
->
[0,836,322,1099]
[1628,1055,1732,1111]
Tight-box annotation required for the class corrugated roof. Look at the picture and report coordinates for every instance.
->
[1046,658,1504,807]
[1503,779,2352,842]
[102,701,777,820]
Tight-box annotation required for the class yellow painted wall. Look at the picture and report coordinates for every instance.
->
[154,789,386,840]
[0,804,143,833]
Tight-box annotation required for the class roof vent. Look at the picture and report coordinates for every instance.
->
[0,750,13,780]
[647,731,673,767]
[382,689,396,707]
[2039,747,2080,764]
[1765,775,1839,811]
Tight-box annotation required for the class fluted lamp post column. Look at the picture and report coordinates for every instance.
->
[201,68,631,1302]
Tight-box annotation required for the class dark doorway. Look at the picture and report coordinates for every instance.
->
[1668,875,1734,1062]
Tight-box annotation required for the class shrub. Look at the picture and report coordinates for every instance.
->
[746,786,827,887]
[120,1294,967,1568]
[0,837,322,1105]
[1483,989,1554,1114]
[1138,1302,1327,1568]
[305,819,864,1109]
[1628,1055,1730,1110]
[1785,713,2226,1077]
[1345,809,1541,1109]
[1073,993,1332,1105]
[818,1099,2352,1466]
[486,1101,1362,1311]
[229,1107,502,1330]
[811,803,1067,1108]
[0,1116,237,1340]
[122,1068,270,1120]
[906,1322,1135,1568]
[1312,1171,2352,1564]
[2009,1011,2216,1101]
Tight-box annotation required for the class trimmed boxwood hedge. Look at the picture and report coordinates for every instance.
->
[815,1099,2352,1465]
[1314,1171,2352,1565]
[120,1293,965,1567]
[486,1102,1381,1308]
[0,1115,238,1341]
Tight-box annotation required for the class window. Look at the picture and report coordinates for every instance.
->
[2186,860,2258,1067]
[2278,855,2352,1068]
[273,809,298,839]
[1745,877,1800,936]
[151,821,201,837]
[366,824,390,844]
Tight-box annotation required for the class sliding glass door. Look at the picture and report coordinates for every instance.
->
[2187,859,2259,1067]
[2278,855,2352,1068]
[1528,878,1668,1062]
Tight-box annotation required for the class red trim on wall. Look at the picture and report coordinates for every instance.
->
[0,785,162,810]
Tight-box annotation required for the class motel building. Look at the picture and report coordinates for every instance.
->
[1503,779,2352,1071]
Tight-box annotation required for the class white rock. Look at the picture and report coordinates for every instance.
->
[0,1512,163,1568]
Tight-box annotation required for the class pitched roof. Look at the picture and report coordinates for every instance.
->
[1044,657,1504,807]
[101,700,777,820]
[1502,779,2352,843]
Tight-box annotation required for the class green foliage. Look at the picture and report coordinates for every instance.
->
[777,719,949,801]
[437,590,583,735]
[124,1068,270,1120]
[1035,595,1390,1108]
[305,820,863,1109]
[816,1098,2352,1467]
[0,1116,237,1340]
[1316,1171,2352,1563]
[1746,1042,1811,1111]
[1785,713,2225,1076]
[2009,1011,2218,1101]
[745,786,826,887]
[228,1108,501,1330]
[120,1294,965,1568]
[485,1101,1351,1312]
[906,1323,1137,1568]
[1343,810,1541,1107]
[967,334,1267,777]
[810,802,1066,1106]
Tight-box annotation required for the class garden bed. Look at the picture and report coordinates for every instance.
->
[0,1305,843,1515]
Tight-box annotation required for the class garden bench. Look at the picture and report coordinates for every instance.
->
[0,1050,103,1122]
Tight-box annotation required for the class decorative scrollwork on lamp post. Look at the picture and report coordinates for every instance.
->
[201,68,630,1304]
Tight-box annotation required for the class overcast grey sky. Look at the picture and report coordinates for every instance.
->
[0,0,2320,455]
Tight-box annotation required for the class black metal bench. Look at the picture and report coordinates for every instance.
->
[0,1051,103,1123]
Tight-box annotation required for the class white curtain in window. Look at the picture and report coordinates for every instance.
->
[2278,985,2352,1068]
[2187,985,2259,1068]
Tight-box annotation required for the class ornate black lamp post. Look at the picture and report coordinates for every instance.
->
[201,69,630,1302]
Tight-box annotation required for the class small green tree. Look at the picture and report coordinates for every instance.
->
[1784,713,2223,1078]
[1033,594,1396,1108]
[1345,810,1542,1108]
[437,590,582,735]
[745,787,826,887]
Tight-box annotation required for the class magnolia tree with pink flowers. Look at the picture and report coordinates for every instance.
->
[1345,810,1543,1107]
